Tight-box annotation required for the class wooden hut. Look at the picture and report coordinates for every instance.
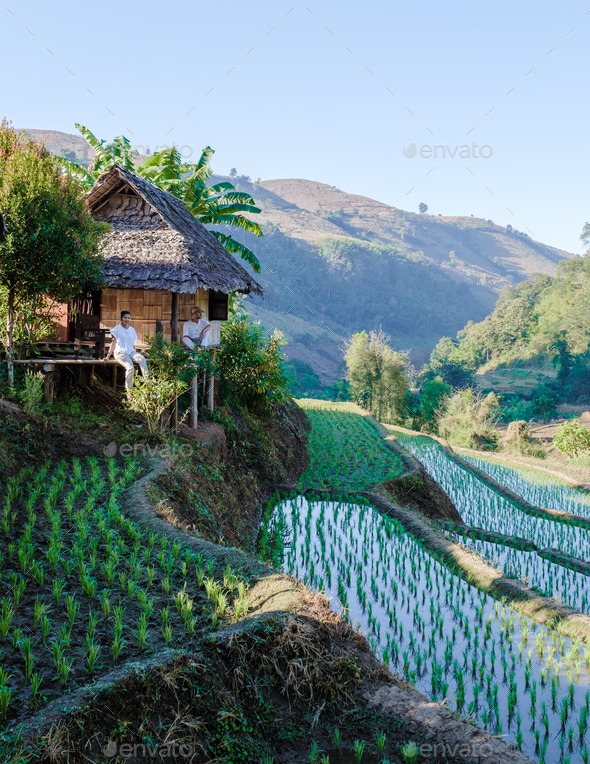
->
[62,164,262,346]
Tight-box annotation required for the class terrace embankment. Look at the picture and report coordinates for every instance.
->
[377,436,463,522]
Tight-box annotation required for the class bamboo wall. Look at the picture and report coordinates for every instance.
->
[100,287,220,346]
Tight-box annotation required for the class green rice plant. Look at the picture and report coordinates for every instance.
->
[352,740,365,764]
[147,566,155,587]
[40,616,51,643]
[399,741,417,764]
[0,685,12,719]
[319,756,329,764]
[217,593,228,617]
[20,637,34,684]
[162,624,173,644]
[46,547,59,574]
[0,602,14,641]
[196,565,205,587]
[184,617,197,636]
[102,561,115,587]
[118,571,127,589]
[162,577,171,596]
[65,594,79,627]
[81,575,96,601]
[137,614,148,652]
[333,728,341,750]
[309,742,321,763]
[33,598,48,630]
[376,730,386,759]
[87,609,100,640]
[160,606,170,628]
[51,639,64,670]
[127,580,136,602]
[62,559,71,579]
[30,671,42,704]
[11,627,21,652]
[101,590,111,618]
[30,561,44,587]
[112,635,125,663]
[56,624,72,648]
[13,578,26,608]
[85,642,100,674]
[58,657,73,687]
[224,565,237,590]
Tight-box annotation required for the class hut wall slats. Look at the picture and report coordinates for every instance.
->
[100,287,212,347]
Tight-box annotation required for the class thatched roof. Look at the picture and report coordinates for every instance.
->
[86,165,262,295]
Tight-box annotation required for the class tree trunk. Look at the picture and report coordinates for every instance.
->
[378,374,383,422]
[6,287,14,389]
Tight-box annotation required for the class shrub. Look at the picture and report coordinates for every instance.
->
[553,419,590,458]
[126,377,188,439]
[19,371,44,415]
[437,389,499,450]
[217,317,290,412]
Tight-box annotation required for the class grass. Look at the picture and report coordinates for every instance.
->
[296,400,404,491]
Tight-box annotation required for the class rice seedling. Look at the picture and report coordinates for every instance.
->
[0,686,12,719]
[376,730,386,759]
[30,671,42,704]
[399,741,418,764]
[85,641,100,674]
[333,728,341,750]
[112,635,125,663]
[58,657,73,687]
[352,740,365,764]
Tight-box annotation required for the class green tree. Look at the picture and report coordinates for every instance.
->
[554,419,590,458]
[0,122,105,386]
[58,125,262,272]
[419,376,451,432]
[425,337,474,389]
[550,331,574,386]
[344,329,408,423]
[419,202,428,214]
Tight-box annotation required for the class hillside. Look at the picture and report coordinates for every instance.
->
[19,129,575,378]
[224,176,573,375]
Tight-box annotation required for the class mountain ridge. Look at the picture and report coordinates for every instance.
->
[20,129,576,379]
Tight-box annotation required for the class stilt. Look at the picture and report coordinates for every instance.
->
[189,371,199,429]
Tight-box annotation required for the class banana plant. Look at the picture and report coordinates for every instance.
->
[58,126,262,272]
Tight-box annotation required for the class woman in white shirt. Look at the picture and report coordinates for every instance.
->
[103,311,150,389]
[182,307,211,351]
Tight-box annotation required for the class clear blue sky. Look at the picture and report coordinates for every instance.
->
[2,0,589,253]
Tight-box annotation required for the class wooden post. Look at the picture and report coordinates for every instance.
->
[110,364,117,389]
[170,292,179,432]
[170,292,178,343]
[206,348,216,411]
[189,370,199,429]
[43,363,57,403]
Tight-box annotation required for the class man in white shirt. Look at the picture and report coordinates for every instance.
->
[103,311,149,389]
[182,307,211,351]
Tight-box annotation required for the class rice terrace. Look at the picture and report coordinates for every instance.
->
[3,24,590,761]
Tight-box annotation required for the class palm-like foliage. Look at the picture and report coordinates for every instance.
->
[58,126,261,272]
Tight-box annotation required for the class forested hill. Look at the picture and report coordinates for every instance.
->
[20,129,575,380]
[218,174,573,376]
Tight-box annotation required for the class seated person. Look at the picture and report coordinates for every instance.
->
[182,307,211,351]
[103,311,149,390]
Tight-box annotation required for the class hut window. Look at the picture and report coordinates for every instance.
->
[209,291,229,321]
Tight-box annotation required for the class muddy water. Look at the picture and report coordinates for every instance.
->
[270,497,590,764]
